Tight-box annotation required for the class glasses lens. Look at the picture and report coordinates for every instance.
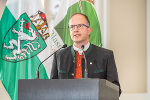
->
[69,24,89,30]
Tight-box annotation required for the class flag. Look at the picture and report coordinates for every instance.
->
[0,0,7,2]
[0,0,57,100]
[53,0,102,47]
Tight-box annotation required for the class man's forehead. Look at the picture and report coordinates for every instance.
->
[70,14,86,20]
[69,14,87,24]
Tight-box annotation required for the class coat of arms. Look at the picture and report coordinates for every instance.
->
[2,12,49,63]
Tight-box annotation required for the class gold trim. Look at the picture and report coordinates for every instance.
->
[78,0,94,14]
[78,0,83,14]
[82,0,94,5]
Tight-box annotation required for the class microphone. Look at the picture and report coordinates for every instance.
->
[36,44,67,79]
[81,45,88,78]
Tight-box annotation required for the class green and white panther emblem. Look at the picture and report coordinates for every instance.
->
[2,13,46,63]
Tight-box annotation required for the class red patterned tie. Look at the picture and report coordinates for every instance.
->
[74,51,84,79]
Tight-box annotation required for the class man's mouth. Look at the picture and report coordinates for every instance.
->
[74,34,81,37]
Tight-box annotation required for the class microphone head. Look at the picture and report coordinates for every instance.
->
[62,44,67,48]
[81,45,84,50]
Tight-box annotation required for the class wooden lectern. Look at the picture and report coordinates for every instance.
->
[18,79,119,100]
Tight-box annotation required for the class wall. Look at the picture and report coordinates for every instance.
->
[147,0,150,96]
[0,1,6,19]
[108,0,146,93]
[0,0,147,94]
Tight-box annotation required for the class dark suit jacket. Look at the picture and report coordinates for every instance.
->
[51,44,121,95]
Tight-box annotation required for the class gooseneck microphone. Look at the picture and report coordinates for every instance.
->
[81,45,88,78]
[36,44,67,79]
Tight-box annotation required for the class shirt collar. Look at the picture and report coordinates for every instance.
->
[73,42,90,55]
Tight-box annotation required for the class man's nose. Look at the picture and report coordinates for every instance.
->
[74,26,80,30]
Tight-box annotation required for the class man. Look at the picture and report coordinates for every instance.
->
[51,13,121,95]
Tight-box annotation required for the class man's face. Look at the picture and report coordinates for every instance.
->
[69,14,91,44]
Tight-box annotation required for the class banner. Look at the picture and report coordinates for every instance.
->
[53,0,102,47]
[0,0,56,99]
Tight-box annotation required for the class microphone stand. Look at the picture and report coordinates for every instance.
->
[36,44,67,79]
[81,45,88,78]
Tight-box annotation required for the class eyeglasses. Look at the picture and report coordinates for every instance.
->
[68,24,89,31]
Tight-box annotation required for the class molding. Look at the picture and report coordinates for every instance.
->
[147,0,150,98]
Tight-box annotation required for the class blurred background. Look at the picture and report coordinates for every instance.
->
[0,0,149,100]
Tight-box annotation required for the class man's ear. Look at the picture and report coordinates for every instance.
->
[88,27,91,36]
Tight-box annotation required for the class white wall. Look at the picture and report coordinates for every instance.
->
[0,1,6,19]
[108,0,146,93]
[0,0,149,98]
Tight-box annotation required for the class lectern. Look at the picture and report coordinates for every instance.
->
[18,79,119,100]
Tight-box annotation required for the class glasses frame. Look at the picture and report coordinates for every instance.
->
[68,24,90,31]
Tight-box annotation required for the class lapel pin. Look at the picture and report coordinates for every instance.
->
[90,62,93,65]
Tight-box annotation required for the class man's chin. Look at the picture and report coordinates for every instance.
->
[73,40,83,44]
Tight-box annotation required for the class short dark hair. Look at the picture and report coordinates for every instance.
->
[69,13,90,26]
